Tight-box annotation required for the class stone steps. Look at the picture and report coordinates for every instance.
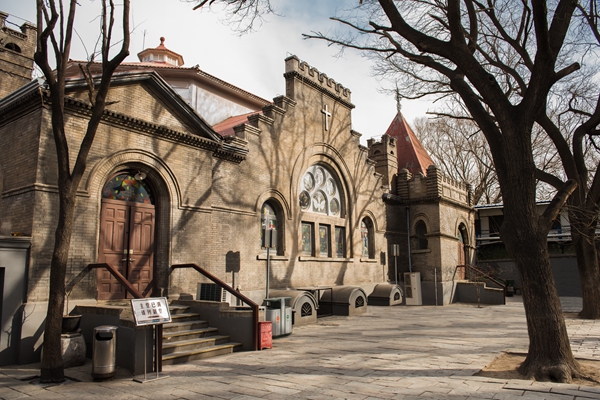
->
[161,305,242,365]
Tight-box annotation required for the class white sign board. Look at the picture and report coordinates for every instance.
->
[130,297,172,326]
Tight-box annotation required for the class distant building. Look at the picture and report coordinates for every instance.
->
[475,202,580,297]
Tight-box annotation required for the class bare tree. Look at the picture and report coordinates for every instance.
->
[34,0,130,382]
[413,116,501,205]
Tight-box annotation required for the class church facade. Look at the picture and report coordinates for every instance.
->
[0,16,475,365]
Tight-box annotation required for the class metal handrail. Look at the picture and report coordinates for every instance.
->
[87,263,143,298]
[460,264,507,292]
[171,263,259,351]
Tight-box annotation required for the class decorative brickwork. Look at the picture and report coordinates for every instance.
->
[0,12,36,99]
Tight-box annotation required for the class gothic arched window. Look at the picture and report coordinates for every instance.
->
[261,202,281,253]
[415,220,428,250]
[361,218,374,259]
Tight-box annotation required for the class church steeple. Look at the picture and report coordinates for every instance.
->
[137,37,184,67]
[384,111,434,176]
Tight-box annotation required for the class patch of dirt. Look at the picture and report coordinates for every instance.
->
[476,353,600,387]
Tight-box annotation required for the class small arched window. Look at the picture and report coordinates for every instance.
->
[415,220,428,250]
[261,202,276,247]
[361,218,374,259]
[5,43,21,53]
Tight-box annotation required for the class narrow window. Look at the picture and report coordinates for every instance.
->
[361,218,374,258]
[261,203,277,249]
[335,227,345,258]
[301,222,313,256]
[319,225,330,257]
[415,220,428,250]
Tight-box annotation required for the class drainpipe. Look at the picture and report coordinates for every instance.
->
[406,207,412,273]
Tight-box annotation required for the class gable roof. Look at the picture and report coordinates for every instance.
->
[213,111,262,137]
[384,111,433,175]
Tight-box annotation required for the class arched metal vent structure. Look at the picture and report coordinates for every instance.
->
[368,283,404,306]
[319,286,369,316]
[268,289,318,326]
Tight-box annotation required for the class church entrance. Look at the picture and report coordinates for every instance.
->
[97,173,155,300]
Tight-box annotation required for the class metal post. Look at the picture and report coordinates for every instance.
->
[394,256,398,285]
[392,244,400,285]
[266,245,270,299]
[435,267,438,306]
[406,207,412,273]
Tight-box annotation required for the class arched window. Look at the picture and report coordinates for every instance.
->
[102,173,153,204]
[5,43,21,53]
[415,220,428,250]
[361,218,374,259]
[299,164,345,258]
[261,202,277,248]
[299,165,342,216]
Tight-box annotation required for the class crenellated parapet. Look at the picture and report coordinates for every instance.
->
[284,55,354,109]
[395,165,472,206]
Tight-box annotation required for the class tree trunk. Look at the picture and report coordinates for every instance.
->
[40,183,76,383]
[500,179,580,381]
[510,233,580,381]
[571,220,600,319]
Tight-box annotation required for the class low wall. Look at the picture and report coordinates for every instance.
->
[478,255,580,297]
[75,305,152,376]
[172,300,255,351]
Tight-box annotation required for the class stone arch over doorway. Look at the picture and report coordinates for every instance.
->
[89,150,177,299]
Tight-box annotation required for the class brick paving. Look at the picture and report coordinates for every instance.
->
[2,296,600,399]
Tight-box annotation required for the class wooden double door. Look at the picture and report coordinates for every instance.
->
[97,199,155,300]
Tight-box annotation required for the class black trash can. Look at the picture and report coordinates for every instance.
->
[92,325,117,380]
[506,280,515,297]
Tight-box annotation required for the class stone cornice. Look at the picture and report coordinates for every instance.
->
[284,69,355,110]
[57,94,246,163]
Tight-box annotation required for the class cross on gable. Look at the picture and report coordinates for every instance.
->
[321,104,332,131]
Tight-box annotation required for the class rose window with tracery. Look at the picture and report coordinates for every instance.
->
[299,165,341,216]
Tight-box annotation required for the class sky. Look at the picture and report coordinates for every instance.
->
[0,0,432,143]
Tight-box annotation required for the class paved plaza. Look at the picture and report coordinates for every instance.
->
[2,296,600,399]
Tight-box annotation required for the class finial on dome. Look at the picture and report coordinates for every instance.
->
[395,87,402,113]
[160,37,165,45]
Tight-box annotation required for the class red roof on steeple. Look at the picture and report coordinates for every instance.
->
[385,111,433,175]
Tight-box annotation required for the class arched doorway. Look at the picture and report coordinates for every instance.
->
[97,172,155,299]
[457,224,469,280]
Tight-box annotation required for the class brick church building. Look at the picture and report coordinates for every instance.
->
[0,13,476,366]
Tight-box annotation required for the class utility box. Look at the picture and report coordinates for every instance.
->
[262,297,292,337]
[404,272,423,306]
[92,325,117,380]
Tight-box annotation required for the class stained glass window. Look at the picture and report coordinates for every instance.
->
[361,220,369,258]
[301,222,313,255]
[335,227,345,258]
[319,225,330,257]
[299,165,341,216]
[102,173,153,204]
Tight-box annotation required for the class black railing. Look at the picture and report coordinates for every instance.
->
[170,263,260,351]
[460,264,508,294]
